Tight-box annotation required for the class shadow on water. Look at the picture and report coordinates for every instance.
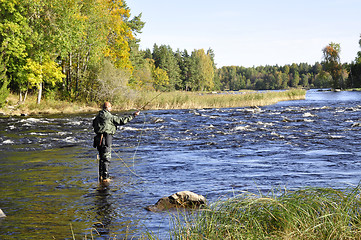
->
[0,90,361,239]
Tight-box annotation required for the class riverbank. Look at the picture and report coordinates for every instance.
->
[0,89,305,116]
[170,186,361,240]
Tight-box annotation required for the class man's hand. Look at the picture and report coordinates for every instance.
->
[133,111,140,117]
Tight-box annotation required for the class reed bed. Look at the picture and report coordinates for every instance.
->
[170,186,361,240]
[124,89,306,111]
[2,89,305,115]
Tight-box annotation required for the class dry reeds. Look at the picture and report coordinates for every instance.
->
[121,89,306,111]
[1,89,305,116]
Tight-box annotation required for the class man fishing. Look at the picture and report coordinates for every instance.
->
[93,101,140,184]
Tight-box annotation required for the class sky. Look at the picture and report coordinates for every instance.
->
[127,0,361,68]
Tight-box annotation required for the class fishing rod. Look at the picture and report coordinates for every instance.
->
[130,92,162,166]
[115,91,162,176]
[138,92,162,110]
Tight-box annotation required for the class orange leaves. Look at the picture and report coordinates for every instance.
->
[322,42,341,63]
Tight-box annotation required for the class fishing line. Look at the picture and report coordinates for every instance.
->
[131,112,147,167]
[111,92,162,182]
[112,147,147,181]
[131,92,162,167]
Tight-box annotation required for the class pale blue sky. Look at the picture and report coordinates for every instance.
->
[127,0,361,67]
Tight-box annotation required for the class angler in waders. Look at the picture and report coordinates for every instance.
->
[93,102,140,184]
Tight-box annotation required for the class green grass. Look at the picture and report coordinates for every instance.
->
[170,186,361,240]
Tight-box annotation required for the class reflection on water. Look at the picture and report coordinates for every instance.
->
[0,90,361,239]
[93,187,114,236]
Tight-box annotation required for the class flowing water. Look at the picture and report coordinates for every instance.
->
[0,89,360,239]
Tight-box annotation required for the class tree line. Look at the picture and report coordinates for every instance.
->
[128,39,361,92]
[1,0,361,107]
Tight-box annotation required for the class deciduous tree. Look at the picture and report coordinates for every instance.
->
[190,49,215,91]
[0,0,32,100]
[322,42,343,89]
[104,0,134,70]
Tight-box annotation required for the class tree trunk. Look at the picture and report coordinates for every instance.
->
[24,90,28,102]
[62,60,66,89]
[37,82,42,104]
[76,53,80,96]
[67,52,72,92]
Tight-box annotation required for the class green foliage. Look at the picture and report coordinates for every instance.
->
[217,63,322,90]
[22,57,64,93]
[151,64,170,91]
[0,79,9,107]
[152,44,181,91]
[93,59,135,104]
[129,62,153,91]
[190,49,215,91]
[142,46,218,91]
[22,58,42,89]
[314,71,332,88]
[0,0,32,94]
[350,62,361,88]
[0,47,9,107]
[349,34,361,88]
[0,0,144,103]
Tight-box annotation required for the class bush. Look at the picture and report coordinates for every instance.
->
[94,59,137,104]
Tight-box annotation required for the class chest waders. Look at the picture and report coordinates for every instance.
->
[93,108,139,183]
[96,133,112,182]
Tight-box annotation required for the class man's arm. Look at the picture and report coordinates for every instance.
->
[112,111,140,126]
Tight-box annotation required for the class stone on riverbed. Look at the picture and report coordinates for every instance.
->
[145,191,206,212]
[0,209,6,218]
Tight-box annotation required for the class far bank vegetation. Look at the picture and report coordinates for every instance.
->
[0,0,359,112]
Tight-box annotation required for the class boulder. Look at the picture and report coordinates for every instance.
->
[0,209,6,218]
[145,191,206,212]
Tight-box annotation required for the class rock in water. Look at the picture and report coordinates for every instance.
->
[145,191,206,212]
[0,209,6,218]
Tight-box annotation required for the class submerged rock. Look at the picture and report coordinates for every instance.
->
[0,209,6,218]
[145,191,206,212]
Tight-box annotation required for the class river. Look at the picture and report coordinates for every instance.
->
[0,89,360,239]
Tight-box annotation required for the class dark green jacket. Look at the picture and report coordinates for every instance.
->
[93,109,135,135]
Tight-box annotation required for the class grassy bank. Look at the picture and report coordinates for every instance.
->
[1,89,305,116]
[170,186,361,240]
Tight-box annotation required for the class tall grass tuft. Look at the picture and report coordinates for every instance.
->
[171,186,361,239]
